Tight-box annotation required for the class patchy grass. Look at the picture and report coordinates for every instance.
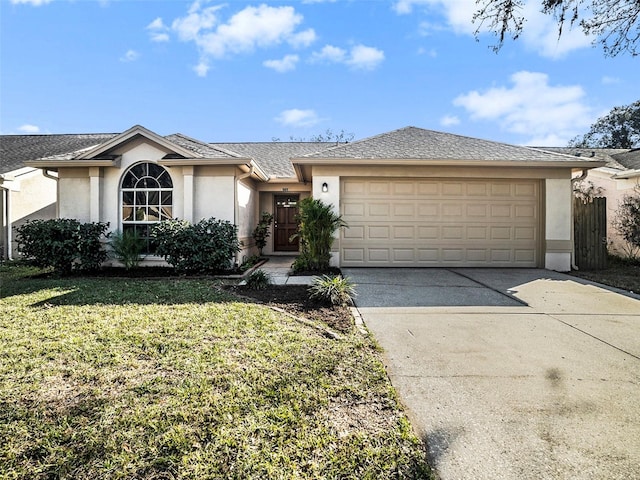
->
[570,256,640,293]
[0,263,431,479]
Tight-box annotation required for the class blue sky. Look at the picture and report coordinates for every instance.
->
[1,0,638,146]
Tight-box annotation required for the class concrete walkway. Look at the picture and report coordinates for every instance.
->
[253,256,314,285]
[342,268,640,480]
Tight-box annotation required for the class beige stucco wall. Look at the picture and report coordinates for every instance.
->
[1,167,57,259]
[59,169,91,222]
[55,139,247,266]
[545,178,572,271]
[312,175,341,267]
[584,168,640,257]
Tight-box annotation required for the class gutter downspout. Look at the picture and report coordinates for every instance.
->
[235,165,255,266]
[570,170,589,270]
[42,169,60,217]
[0,179,10,260]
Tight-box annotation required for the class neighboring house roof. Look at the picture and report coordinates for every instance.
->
[210,142,328,178]
[0,133,117,174]
[533,147,631,171]
[612,149,640,170]
[302,127,603,165]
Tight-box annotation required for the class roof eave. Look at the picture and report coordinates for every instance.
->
[290,158,608,168]
[25,159,119,168]
[158,157,270,182]
[612,169,640,179]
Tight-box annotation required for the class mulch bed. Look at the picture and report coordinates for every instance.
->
[225,284,354,333]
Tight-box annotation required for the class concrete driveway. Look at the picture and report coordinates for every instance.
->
[342,268,640,480]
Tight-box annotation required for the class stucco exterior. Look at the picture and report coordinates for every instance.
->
[584,168,640,257]
[0,167,57,259]
[22,125,605,271]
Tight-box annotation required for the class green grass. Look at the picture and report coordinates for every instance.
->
[0,264,431,479]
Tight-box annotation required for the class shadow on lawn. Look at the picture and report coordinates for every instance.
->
[1,275,236,307]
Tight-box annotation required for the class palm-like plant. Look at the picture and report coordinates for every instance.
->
[291,197,346,272]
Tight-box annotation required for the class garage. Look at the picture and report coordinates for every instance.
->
[340,177,541,267]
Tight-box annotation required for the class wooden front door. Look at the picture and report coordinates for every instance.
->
[274,195,300,251]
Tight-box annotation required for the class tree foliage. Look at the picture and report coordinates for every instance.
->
[474,0,640,57]
[612,187,640,258]
[272,129,355,143]
[568,100,640,148]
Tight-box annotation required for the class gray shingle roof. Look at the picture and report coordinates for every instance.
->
[164,133,240,159]
[304,126,602,163]
[210,142,328,177]
[612,149,640,170]
[532,147,630,170]
[0,133,117,174]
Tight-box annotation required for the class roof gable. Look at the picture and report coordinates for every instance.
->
[77,125,201,160]
[303,126,605,164]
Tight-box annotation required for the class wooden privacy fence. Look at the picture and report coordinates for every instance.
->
[573,196,607,270]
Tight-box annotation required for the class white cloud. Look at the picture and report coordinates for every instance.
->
[347,44,385,70]
[172,4,222,42]
[10,0,51,5]
[162,3,317,76]
[312,44,384,70]
[393,0,592,58]
[312,44,347,63]
[18,124,41,133]
[276,109,321,127]
[147,17,170,42]
[440,115,460,127]
[417,47,438,57]
[601,76,621,85]
[193,61,210,77]
[119,49,140,62]
[263,54,299,72]
[453,71,595,145]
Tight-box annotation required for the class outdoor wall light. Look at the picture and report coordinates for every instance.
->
[322,182,329,193]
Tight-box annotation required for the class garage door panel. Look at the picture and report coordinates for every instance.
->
[341,178,540,267]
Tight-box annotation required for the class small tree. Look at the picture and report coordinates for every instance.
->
[109,229,145,270]
[252,212,273,256]
[291,197,346,272]
[612,187,640,260]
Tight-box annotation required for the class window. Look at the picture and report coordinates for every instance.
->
[121,162,173,253]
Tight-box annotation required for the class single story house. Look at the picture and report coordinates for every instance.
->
[0,133,117,259]
[536,147,640,257]
[23,124,605,271]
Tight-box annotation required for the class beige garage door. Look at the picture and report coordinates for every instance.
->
[341,178,541,267]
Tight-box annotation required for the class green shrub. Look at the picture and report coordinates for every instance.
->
[109,229,145,270]
[240,254,262,272]
[291,197,346,273]
[16,218,109,273]
[252,211,274,256]
[308,274,356,306]
[151,218,240,273]
[245,269,271,290]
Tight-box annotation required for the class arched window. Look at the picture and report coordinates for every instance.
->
[121,162,173,253]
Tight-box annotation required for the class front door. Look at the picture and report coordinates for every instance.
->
[274,195,300,251]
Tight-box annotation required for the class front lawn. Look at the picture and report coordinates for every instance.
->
[0,264,431,479]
